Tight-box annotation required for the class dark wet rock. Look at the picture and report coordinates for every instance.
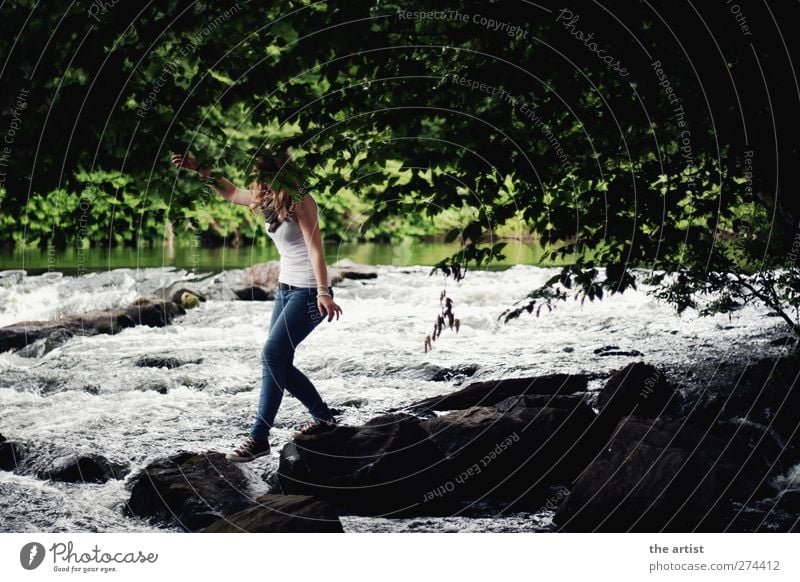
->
[553,414,790,532]
[0,433,23,471]
[596,363,674,419]
[328,259,378,282]
[135,356,203,369]
[769,335,797,347]
[427,364,480,383]
[125,451,253,531]
[125,299,185,327]
[0,300,184,353]
[135,379,170,394]
[234,286,275,301]
[420,401,596,505]
[493,393,591,413]
[15,328,74,358]
[338,398,368,408]
[690,355,800,455]
[276,413,444,515]
[594,345,644,357]
[37,453,130,484]
[408,373,589,414]
[202,494,344,533]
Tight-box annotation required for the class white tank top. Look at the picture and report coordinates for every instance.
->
[264,194,329,287]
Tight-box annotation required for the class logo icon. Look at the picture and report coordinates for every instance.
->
[20,542,46,570]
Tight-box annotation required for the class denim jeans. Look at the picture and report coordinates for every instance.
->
[249,285,335,441]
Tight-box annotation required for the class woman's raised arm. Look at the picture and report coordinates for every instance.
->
[170,152,254,207]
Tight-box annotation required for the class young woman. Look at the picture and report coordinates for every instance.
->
[170,149,343,462]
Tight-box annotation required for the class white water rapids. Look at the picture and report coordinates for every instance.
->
[0,264,794,532]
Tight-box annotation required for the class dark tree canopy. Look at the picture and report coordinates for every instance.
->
[1,0,798,329]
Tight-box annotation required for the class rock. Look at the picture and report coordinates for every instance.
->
[135,356,203,369]
[125,451,253,531]
[427,364,480,383]
[493,393,591,413]
[338,398,368,408]
[0,300,184,353]
[125,299,185,327]
[0,433,22,471]
[277,413,444,515]
[419,401,596,505]
[594,345,644,357]
[769,336,797,347]
[596,363,673,419]
[775,489,800,513]
[180,292,200,309]
[408,373,589,414]
[553,415,789,532]
[328,259,378,283]
[234,286,275,301]
[202,494,344,533]
[38,453,129,484]
[244,261,281,290]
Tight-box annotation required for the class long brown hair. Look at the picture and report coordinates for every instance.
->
[248,146,302,232]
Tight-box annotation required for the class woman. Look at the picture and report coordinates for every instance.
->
[170,148,343,462]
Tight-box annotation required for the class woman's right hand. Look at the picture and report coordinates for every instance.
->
[171,152,201,172]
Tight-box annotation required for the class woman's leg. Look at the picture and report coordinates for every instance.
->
[249,289,287,441]
[248,288,332,440]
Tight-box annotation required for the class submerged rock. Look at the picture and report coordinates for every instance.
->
[203,494,344,533]
[125,451,253,531]
[135,356,203,369]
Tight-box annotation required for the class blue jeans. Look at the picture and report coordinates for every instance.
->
[249,285,335,441]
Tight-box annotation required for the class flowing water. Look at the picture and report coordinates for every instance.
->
[0,261,796,532]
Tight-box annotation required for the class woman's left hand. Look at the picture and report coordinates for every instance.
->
[318,295,342,322]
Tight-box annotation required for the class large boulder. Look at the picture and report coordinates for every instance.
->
[596,363,674,419]
[125,451,253,531]
[692,355,800,455]
[203,494,344,533]
[408,373,589,414]
[277,413,445,515]
[233,286,275,301]
[419,399,596,506]
[553,414,789,532]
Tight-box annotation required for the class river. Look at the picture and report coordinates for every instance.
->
[0,254,794,532]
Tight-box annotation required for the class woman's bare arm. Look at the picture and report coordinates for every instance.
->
[295,193,330,288]
[171,153,253,207]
